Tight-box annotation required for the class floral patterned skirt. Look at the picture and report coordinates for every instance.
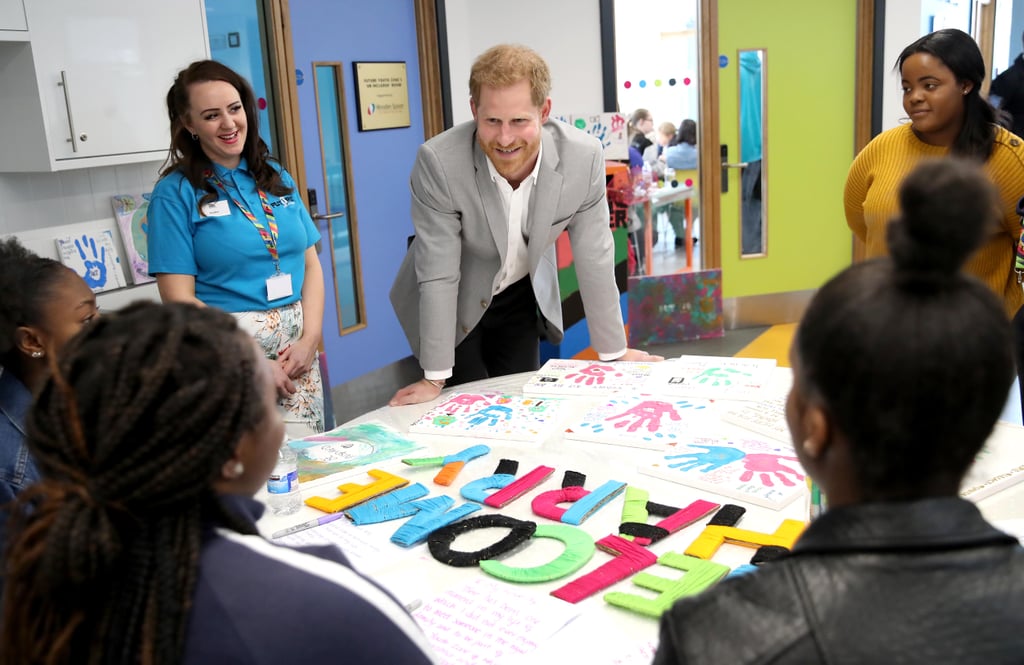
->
[233,302,324,439]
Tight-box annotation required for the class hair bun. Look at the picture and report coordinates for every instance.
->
[886,158,1001,278]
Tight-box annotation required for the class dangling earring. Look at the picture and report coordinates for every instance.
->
[225,461,244,478]
[191,132,199,140]
[30,350,43,358]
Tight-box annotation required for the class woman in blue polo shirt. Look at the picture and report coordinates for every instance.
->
[149,60,325,437]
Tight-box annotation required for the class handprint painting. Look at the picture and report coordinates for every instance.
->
[640,435,805,510]
[523,359,656,396]
[55,230,127,293]
[409,392,567,442]
[565,395,715,450]
[111,193,156,285]
[645,355,776,400]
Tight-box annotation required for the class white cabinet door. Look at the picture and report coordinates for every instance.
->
[0,0,26,31]
[18,0,207,167]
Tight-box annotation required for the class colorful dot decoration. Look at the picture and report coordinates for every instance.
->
[257,97,267,111]
[622,76,695,90]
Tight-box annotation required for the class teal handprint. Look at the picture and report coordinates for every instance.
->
[665,445,746,473]
[692,367,751,387]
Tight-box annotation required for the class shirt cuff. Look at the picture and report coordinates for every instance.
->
[424,369,453,381]
[597,348,628,362]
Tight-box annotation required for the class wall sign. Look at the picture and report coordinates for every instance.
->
[353,61,411,131]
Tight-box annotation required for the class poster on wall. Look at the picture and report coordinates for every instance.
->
[552,112,628,160]
[353,61,411,131]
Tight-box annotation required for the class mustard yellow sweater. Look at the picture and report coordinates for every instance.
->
[844,123,1024,317]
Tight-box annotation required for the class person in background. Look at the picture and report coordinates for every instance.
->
[148,60,325,439]
[845,28,1024,319]
[845,28,1024,421]
[665,118,698,171]
[0,302,437,664]
[389,44,661,406]
[643,121,676,180]
[991,30,1024,137]
[0,237,97,503]
[628,107,654,156]
[655,159,1024,664]
[664,119,700,250]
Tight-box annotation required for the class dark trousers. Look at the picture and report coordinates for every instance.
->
[449,276,540,386]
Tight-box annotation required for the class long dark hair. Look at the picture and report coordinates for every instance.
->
[670,119,697,147]
[898,29,997,160]
[794,159,1013,498]
[160,60,291,215]
[0,302,265,664]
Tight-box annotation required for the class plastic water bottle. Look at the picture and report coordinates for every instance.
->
[664,165,676,188]
[267,443,301,515]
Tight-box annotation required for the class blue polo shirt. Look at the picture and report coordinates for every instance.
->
[148,159,320,312]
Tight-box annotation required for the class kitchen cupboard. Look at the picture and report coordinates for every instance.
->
[0,0,209,171]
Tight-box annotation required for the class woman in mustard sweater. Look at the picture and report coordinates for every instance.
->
[845,29,1024,318]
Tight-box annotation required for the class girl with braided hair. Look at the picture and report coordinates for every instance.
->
[0,237,97,503]
[0,302,436,664]
[655,160,1024,663]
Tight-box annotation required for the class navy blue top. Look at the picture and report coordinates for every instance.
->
[0,367,39,504]
[183,495,437,664]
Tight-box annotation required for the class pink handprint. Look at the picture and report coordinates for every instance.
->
[439,393,490,415]
[738,454,804,487]
[564,363,622,386]
[606,400,681,433]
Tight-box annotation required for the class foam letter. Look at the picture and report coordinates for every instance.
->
[484,465,555,508]
[617,486,720,546]
[346,483,430,525]
[390,496,480,548]
[604,552,730,617]
[481,524,596,583]
[550,534,658,604]
[460,459,519,503]
[427,514,537,567]
[304,469,409,514]
[685,518,805,560]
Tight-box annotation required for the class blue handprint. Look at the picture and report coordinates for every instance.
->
[665,444,746,473]
[75,235,107,288]
[588,121,609,147]
[467,404,513,428]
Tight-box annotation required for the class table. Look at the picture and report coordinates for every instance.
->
[256,369,1024,663]
[644,184,696,275]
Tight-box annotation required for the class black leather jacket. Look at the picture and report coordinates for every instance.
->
[654,497,1024,664]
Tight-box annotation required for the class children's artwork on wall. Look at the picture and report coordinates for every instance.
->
[960,421,1024,502]
[523,359,656,396]
[640,435,805,510]
[55,230,127,293]
[408,392,566,442]
[627,270,724,346]
[564,395,716,450]
[110,193,155,284]
[644,355,777,401]
[287,421,422,483]
[554,112,628,160]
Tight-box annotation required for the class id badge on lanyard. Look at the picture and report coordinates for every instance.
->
[206,170,294,300]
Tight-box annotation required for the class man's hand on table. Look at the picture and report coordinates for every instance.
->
[389,378,444,406]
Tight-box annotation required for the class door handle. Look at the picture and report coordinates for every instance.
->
[312,211,344,220]
[722,162,749,169]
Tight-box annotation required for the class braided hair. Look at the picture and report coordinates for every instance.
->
[794,159,1014,498]
[160,59,291,216]
[1,302,266,664]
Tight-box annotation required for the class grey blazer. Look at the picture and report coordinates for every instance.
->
[390,119,627,373]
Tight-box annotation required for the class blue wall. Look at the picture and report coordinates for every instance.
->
[289,1,423,386]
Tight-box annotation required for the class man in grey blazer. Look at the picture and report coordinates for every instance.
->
[389,44,660,406]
